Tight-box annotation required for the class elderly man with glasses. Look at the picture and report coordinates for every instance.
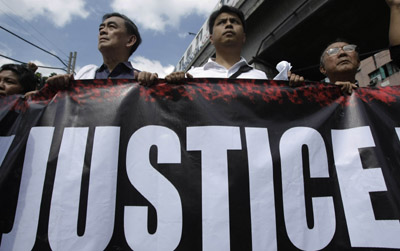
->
[319,40,359,95]
[387,0,400,66]
[319,1,400,94]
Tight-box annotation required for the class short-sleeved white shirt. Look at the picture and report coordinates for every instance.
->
[188,57,268,79]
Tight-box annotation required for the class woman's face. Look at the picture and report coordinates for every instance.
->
[0,70,23,96]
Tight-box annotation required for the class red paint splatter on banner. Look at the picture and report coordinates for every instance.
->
[2,79,400,111]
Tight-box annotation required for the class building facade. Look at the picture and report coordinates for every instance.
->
[356,50,400,87]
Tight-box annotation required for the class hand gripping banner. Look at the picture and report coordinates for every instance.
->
[0,79,400,250]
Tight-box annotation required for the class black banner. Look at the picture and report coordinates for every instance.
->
[0,79,400,250]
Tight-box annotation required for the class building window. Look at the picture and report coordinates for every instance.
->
[186,45,193,63]
[179,58,184,71]
[368,62,399,86]
[196,29,203,49]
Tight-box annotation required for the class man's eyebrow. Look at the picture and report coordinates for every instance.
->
[216,17,239,23]
[99,21,118,27]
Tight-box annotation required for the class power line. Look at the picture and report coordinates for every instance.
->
[0,0,70,59]
[0,7,58,57]
[0,53,67,71]
[0,25,68,68]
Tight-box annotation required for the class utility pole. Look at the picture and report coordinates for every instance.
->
[66,52,77,74]
[71,52,77,74]
[67,52,72,74]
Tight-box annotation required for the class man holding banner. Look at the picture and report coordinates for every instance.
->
[388,0,400,66]
[319,39,360,95]
[45,12,158,87]
[318,0,400,94]
[166,5,304,83]
[184,5,267,79]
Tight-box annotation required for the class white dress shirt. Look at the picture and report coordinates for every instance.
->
[188,57,268,79]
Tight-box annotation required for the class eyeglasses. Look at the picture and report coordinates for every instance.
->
[326,44,357,56]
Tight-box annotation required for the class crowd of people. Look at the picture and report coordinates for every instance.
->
[1,0,399,97]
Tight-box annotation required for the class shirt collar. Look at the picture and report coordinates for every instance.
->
[203,57,250,71]
[98,61,133,72]
[95,61,136,79]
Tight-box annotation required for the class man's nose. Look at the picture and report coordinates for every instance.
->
[0,81,5,90]
[225,22,233,28]
[99,28,107,35]
[337,48,348,56]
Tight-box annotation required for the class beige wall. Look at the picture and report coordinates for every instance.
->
[356,50,400,87]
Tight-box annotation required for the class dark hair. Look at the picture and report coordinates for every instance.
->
[102,12,142,56]
[0,64,36,93]
[320,38,359,67]
[208,5,246,35]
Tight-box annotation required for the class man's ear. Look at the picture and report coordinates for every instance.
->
[320,65,326,76]
[209,34,214,45]
[127,35,137,48]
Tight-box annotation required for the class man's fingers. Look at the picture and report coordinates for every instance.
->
[24,90,39,98]
[340,83,350,93]
[335,81,357,95]
[167,73,176,83]
[186,72,193,79]
[294,74,300,83]
[348,84,353,94]
[169,72,184,82]
[288,73,304,86]
[165,71,191,84]
[137,71,159,86]
[150,73,158,82]
[170,73,180,82]
[179,72,186,80]
[349,84,358,94]
[64,75,72,87]
[137,72,148,83]
[288,74,295,86]
[134,70,140,80]
[46,74,72,89]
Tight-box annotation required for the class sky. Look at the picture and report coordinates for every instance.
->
[0,0,220,77]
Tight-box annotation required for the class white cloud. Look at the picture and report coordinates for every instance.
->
[178,32,189,39]
[31,60,66,77]
[0,0,89,27]
[0,57,14,66]
[131,56,174,78]
[111,0,219,32]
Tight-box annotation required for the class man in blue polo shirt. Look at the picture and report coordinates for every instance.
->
[46,12,157,87]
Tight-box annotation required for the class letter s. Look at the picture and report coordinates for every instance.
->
[125,126,182,251]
